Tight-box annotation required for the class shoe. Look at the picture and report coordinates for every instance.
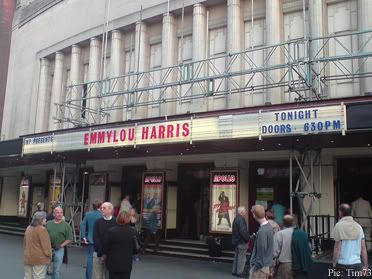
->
[236,274,245,278]
[232,273,237,276]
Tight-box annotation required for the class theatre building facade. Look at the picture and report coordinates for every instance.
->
[0,0,372,254]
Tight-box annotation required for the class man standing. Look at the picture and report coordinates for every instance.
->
[249,205,274,279]
[80,200,102,279]
[272,202,286,227]
[273,215,295,279]
[232,206,250,277]
[143,206,161,253]
[46,206,73,279]
[332,203,369,278]
[93,202,116,279]
[120,194,132,213]
[352,192,372,253]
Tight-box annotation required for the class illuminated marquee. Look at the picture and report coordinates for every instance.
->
[22,104,346,154]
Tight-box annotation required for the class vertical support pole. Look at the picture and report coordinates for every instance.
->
[61,163,66,207]
[52,166,57,206]
[290,151,293,215]
[80,171,86,226]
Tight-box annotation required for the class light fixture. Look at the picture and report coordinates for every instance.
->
[180,152,183,156]
[330,140,334,143]
[261,148,265,151]
[84,171,89,175]
[368,144,371,147]
[278,143,281,146]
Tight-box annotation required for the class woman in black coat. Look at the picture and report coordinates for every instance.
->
[103,211,138,279]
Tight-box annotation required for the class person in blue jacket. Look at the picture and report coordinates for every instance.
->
[80,200,102,279]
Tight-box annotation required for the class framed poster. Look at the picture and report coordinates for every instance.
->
[18,177,31,217]
[88,173,107,209]
[141,172,164,229]
[48,175,62,212]
[210,170,239,233]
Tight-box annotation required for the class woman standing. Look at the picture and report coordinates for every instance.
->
[24,211,52,279]
[104,210,138,279]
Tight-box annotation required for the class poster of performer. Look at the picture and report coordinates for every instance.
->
[18,177,31,217]
[210,171,238,233]
[141,172,164,229]
[48,175,62,212]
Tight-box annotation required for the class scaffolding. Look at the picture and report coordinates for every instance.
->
[54,29,372,127]
[50,162,83,245]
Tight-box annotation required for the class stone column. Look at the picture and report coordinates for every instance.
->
[88,37,102,124]
[227,0,243,109]
[35,58,50,133]
[309,0,325,97]
[265,0,283,104]
[48,52,65,131]
[133,21,149,119]
[110,30,124,122]
[69,45,82,125]
[192,3,207,112]
[162,12,177,116]
[358,0,372,95]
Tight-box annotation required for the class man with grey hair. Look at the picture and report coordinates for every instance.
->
[93,202,116,279]
[232,206,250,277]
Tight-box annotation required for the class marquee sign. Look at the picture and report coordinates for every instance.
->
[23,104,346,154]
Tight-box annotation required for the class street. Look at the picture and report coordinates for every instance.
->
[0,234,233,279]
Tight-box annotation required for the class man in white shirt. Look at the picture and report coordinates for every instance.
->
[351,193,372,252]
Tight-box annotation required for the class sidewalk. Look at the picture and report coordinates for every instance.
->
[2,233,370,279]
[0,234,233,279]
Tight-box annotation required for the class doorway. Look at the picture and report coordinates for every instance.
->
[249,161,298,232]
[177,163,213,239]
[122,165,146,212]
[337,158,372,205]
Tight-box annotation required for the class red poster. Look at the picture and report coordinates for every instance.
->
[210,170,239,233]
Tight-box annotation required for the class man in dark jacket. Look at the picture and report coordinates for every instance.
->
[232,206,250,277]
[93,202,117,279]
[291,227,313,278]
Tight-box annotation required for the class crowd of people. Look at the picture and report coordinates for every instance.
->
[23,194,371,279]
[23,195,158,279]
[231,200,370,279]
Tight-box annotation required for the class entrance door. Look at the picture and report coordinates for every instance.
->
[337,158,372,205]
[177,163,213,239]
[122,165,146,211]
[249,161,296,232]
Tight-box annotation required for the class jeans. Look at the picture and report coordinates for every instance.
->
[336,263,362,279]
[52,248,64,279]
[86,244,95,279]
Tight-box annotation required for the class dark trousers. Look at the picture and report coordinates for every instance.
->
[109,271,131,279]
[143,229,161,251]
[336,264,362,279]
[218,213,231,227]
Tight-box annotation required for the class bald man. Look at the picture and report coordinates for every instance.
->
[46,206,73,279]
[273,215,295,279]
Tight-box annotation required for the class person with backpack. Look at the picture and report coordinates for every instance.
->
[232,206,250,277]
